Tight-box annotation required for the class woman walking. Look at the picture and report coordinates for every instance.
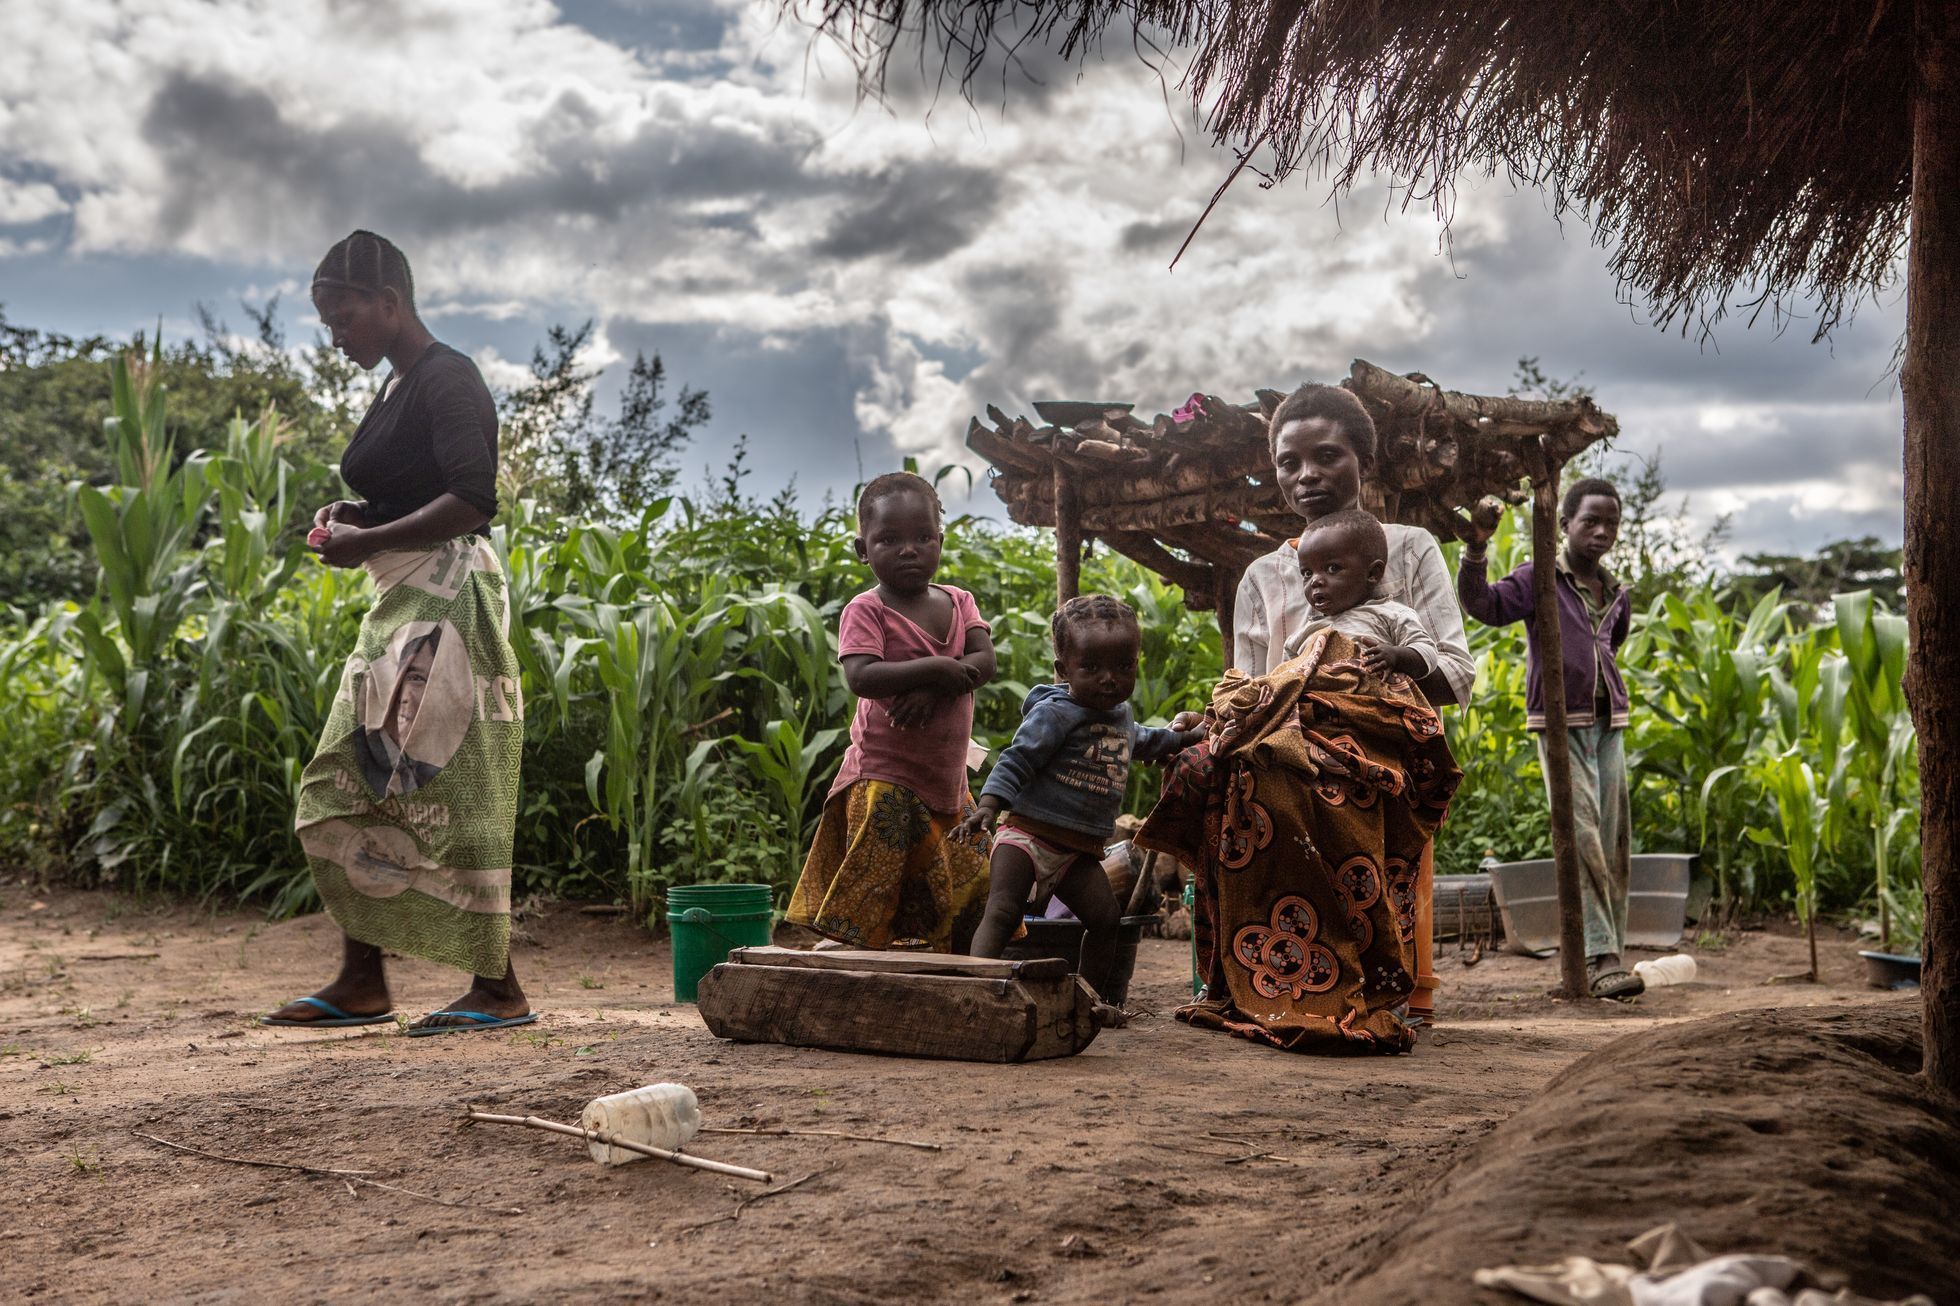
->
[261,230,534,1036]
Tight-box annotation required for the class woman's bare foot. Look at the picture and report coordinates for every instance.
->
[266,936,391,1022]
[411,961,529,1031]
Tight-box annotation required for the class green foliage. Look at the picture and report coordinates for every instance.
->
[0,340,1921,953]
[1733,537,1904,618]
[1437,527,1923,948]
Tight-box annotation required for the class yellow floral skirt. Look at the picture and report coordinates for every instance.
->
[787,780,994,953]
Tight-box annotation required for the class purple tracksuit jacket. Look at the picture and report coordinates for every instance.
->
[1457,556,1631,731]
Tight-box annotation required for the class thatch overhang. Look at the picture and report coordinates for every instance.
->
[971,358,1617,627]
[795,1,1910,338]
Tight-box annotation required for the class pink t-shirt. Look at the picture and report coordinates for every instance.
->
[828,584,989,814]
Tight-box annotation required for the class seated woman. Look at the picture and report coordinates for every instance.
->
[1138,628,1460,1053]
[1233,383,1475,1026]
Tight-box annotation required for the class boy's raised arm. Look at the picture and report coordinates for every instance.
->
[1457,553,1537,627]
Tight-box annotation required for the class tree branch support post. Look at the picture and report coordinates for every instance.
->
[1907,0,1959,1095]
[1054,464,1082,608]
[1530,459,1589,1000]
[1214,563,1240,671]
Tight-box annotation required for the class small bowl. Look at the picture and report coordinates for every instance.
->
[1857,950,1922,990]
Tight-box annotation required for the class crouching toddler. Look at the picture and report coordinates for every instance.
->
[960,595,1203,1000]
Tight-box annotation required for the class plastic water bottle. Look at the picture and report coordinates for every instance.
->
[580,1083,701,1165]
[1633,954,1697,987]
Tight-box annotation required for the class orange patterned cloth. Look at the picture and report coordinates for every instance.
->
[1138,631,1460,1054]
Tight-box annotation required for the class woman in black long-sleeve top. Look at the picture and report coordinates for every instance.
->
[262,231,536,1036]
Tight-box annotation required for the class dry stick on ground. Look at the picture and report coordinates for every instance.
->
[132,1131,525,1216]
[68,953,161,962]
[696,1126,941,1152]
[679,1167,834,1233]
[462,1108,774,1183]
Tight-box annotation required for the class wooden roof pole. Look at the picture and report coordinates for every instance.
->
[1905,0,1959,1093]
[1214,563,1242,672]
[1527,442,1590,1001]
[1054,463,1082,607]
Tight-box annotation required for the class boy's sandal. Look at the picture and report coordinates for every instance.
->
[1588,968,1645,1001]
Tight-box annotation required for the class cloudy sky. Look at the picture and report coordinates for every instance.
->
[0,0,1906,556]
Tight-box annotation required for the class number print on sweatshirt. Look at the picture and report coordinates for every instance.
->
[1050,723,1134,797]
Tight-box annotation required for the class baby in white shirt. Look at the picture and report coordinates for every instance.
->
[1280,510,1440,677]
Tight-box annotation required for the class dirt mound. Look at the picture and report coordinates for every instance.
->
[1325,1005,1960,1305]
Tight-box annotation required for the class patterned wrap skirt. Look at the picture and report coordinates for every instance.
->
[1138,631,1460,1054]
[788,779,994,953]
[294,537,523,977]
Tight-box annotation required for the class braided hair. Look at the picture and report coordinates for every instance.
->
[856,471,942,528]
[312,230,415,307]
[1267,383,1377,470]
[1051,593,1140,661]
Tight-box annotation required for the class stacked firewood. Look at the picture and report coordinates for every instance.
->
[967,360,1618,616]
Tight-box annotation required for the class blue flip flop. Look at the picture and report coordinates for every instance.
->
[259,996,397,1028]
[404,1010,540,1038]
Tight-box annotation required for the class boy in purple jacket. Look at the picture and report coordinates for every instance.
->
[1457,478,1643,1000]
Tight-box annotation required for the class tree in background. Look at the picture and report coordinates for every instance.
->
[497,320,711,524]
[0,306,712,608]
[1509,357,1731,610]
[0,303,366,608]
[1733,537,1905,618]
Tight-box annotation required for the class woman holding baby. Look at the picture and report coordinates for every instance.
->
[1138,385,1471,1053]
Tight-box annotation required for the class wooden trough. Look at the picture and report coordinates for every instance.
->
[695,947,1101,1062]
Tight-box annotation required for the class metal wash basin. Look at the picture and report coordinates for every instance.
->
[1487,854,1696,954]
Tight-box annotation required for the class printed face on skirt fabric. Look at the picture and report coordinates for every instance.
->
[355,620,472,797]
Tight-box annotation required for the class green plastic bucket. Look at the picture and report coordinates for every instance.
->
[1184,880,1200,995]
[667,883,775,1003]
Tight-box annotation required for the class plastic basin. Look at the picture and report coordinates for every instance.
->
[1857,950,1922,990]
[1487,854,1695,954]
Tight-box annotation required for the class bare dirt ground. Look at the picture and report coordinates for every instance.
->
[1,878,1935,1305]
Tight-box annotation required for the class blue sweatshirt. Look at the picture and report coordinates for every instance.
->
[980,684,1192,840]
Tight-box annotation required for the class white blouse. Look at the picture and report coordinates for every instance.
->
[1233,525,1476,705]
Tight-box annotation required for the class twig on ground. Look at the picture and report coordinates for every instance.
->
[462,1108,773,1183]
[679,1167,834,1232]
[697,1126,941,1152]
[1197,1132,1299,1164]
[131,1131,524,1215]
[69,953,160,962]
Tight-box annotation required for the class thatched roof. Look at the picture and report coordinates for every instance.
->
[972,359,1615,609]
[795,1,1909,338]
